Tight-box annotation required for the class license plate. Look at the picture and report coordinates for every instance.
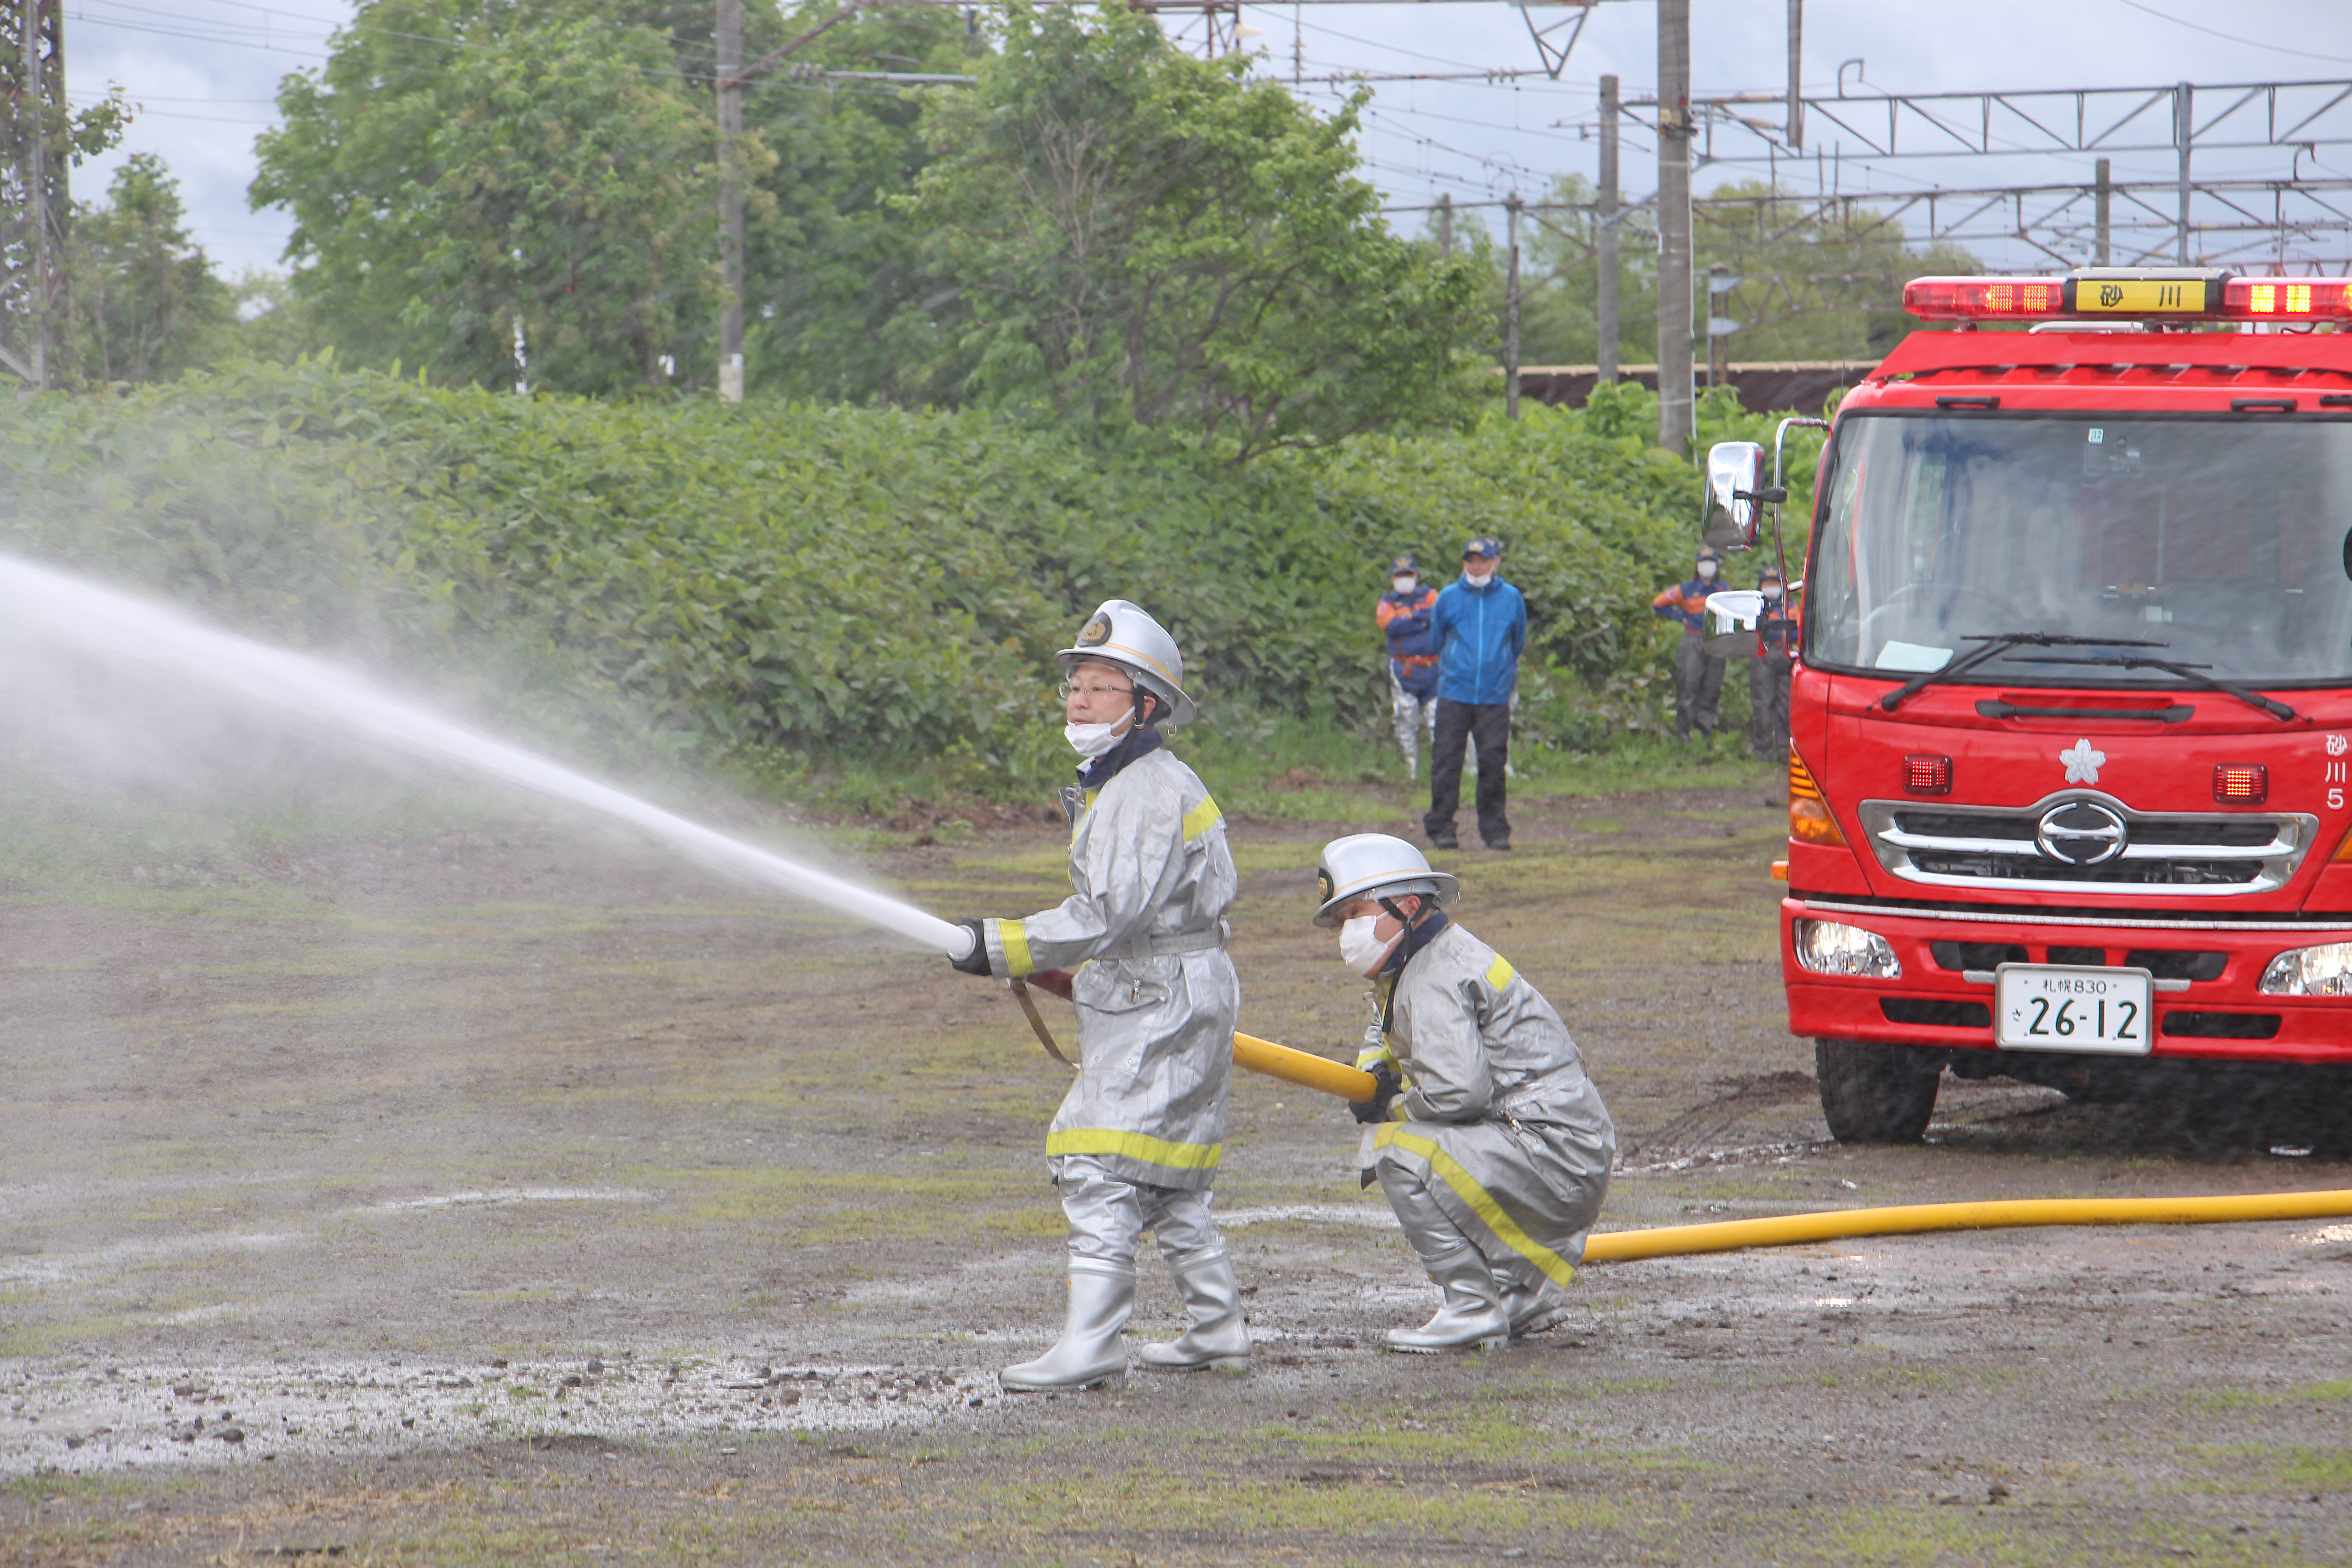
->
[1994,965,2153,1054]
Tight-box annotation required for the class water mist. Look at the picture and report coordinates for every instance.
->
[0,552,964,952]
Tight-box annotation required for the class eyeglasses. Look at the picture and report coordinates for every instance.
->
[1057,679,1135,701]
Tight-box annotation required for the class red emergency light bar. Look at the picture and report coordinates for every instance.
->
[2226,279,2352,318]
[1903,270,2352,323]
[1903,277,2068,320]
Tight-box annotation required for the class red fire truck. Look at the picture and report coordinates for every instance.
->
[1703,268,2352,1143]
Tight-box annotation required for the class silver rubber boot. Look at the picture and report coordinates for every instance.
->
[1384,1245,1509,1353]
[1002,1264,1134,1392]
[1501,1279,1571,1340]
[1136,1249,1251,1373]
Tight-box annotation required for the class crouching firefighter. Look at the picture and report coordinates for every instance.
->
[943,600,1248,1391]
[1313,834,1616,1351]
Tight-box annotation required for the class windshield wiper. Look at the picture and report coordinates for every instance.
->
[2020,655,2298,722]
[1877,632,2169,713]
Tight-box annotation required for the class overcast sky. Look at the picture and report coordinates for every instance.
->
[65,0,2352,282]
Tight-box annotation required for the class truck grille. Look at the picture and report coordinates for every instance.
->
[1857,794,2316,897]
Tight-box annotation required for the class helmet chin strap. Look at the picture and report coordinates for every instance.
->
[1376,895,1421,928]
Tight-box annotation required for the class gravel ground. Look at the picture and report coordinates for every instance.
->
[4,779,2348,1564]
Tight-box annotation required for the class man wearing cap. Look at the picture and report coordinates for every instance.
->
[1653,546,1728,741]
[944,600,1248,1391]
[1376,554,1442,780]
[1312,833,1615,1350]
[1746,566,1798,763]
[1424,537,1526,853]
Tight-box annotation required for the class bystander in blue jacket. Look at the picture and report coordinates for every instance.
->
[1422,538,1526,853]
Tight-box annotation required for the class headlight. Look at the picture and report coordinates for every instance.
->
[1793,919,1902,979]
[2259,942,2352,996]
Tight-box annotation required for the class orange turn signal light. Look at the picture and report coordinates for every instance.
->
[1788,749,1846,847]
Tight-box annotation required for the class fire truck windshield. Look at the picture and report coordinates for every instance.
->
[1809,413,2352,688]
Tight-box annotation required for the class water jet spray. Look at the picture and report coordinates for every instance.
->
[0,553,962,951]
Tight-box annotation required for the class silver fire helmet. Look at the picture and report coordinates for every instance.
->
[1311,833,1460,927]
[1056,599,1197,727]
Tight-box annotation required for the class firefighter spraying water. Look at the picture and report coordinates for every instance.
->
[941,600,1251,1390]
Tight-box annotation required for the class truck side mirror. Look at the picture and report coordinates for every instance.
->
[1704,441,1770,549]
[1701,588,1766,656]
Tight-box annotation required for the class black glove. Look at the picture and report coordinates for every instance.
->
[947,917,992,976]
[1351,1061,1403,1125]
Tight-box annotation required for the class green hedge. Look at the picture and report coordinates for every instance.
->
[0,361,1818,792]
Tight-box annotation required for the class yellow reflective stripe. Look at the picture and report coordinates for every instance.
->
[1046,1129,1225,1171]
[1372,1124,1577,1289]
[999,918,1035,979]
[1072,788,1100,843]
[1485,956,1516,990]
[1182,796,1223,842]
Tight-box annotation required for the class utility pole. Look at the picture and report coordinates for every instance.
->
[1785,0,1802,149]
[1656,0,1693,455]
[1504,192,1522,422]
[13,0,59,389]
[2175,80,2193,265]
[1437,192,1453,259]
[712,1,884,402]
[2095,157,2111,265]
[716,0,745,402]
[1597,74,1619,387]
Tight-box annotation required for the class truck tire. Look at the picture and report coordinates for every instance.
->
[1815,1039,1945,1144]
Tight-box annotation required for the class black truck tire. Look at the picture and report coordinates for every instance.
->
[1815,1039,1945,1144]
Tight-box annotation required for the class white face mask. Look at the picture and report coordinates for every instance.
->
[1064,712,1133,759]
[1696,560,1719,580]
[1391,575,1417,594]
[1463,567,1494,588]
[1762,583,1784,600]
[1338,914,1394,976]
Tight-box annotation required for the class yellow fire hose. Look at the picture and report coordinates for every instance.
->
[1218,1030,2352,1264]
[1579,1189,2352,1264]
[1233,1032,1378,1102]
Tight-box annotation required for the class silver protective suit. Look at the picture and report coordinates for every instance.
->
[981,748,1240,1263]
[1358,921,1616,1298]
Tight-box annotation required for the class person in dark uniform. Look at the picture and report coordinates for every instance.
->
[1746,566,1798,763]
[1653,546,1727,740]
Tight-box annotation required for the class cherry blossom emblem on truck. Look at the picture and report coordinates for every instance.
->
[2059,737,2106,786]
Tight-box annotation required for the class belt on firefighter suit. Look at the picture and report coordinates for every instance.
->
[1097,922,1229,963]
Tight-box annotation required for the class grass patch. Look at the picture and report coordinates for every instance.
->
[2192,1381,2352,1411]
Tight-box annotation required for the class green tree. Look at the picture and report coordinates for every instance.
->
[734,3,975,402]
[67,154,234,384]
[893,4,1487,458]
[1514,173,1656,369]
[252,0,720,393]
[216,269,331,366]
[1515,175,1976,368]
[1693,180,1978,362]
